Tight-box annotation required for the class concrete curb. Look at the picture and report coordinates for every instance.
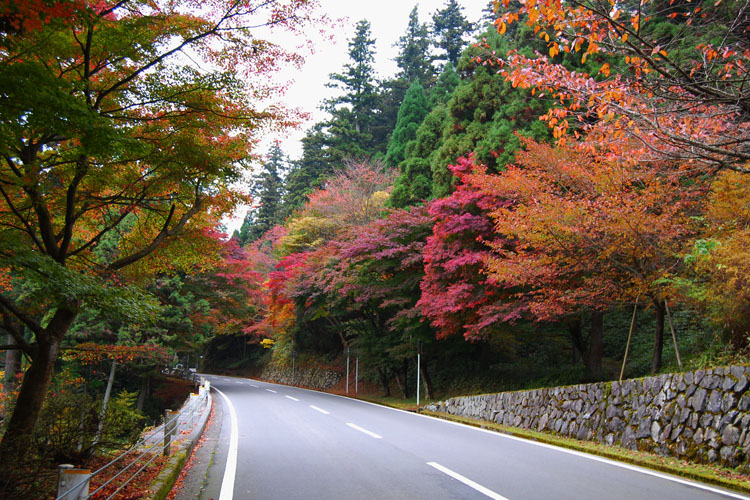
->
[146,392,213,500]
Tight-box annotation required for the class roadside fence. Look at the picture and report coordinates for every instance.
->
[55,378,211,500]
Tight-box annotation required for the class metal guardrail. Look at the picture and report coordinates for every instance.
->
[55,379,210,500]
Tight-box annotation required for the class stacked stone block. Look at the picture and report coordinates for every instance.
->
[426,365,750,468]
[260,365,341,390]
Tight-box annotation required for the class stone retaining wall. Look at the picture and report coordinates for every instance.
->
[261,364,341,390]
[426,365,750,468]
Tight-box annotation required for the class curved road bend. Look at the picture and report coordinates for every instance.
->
[197,375,749,500]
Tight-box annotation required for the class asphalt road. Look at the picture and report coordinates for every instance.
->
[197,374,749,500]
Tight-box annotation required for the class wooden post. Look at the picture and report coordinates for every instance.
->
[620,295,640,382]
[664,299,683,370]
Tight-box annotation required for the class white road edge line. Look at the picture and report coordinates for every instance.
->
[213,387,238,500]
[346,422,382,439]
[309,405,330,415]
[285,395,300,401]
[279,386,750,500]
[250,384,259,388]
[428,462,509,500]
[265,389,277,393]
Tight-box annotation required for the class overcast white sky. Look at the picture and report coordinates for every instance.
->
[225,0,493,233]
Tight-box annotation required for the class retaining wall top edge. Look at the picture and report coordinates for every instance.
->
[437,364,750,404]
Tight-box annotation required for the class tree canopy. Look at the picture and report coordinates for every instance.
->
[0,0,323,472]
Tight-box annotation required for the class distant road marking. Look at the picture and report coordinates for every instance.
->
[265,389,277,393]
[285,395,300,401]
[250,384,259,388]
[234,380,243,384]
[309,405,330,415]
[346,423,382,439]
[427,462,509,500]
[213,388,238,500]
[223,378,231,382]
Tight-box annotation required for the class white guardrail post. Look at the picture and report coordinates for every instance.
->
[56,464,91,500]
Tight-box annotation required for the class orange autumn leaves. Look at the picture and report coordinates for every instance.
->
[467,138,706,321]
[488,0,750,172]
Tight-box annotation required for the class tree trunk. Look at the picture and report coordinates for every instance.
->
[377,367,390,397]
[569,312,604,380]
[137,374,151,412]
[589,311,603,380]
[402,358,409,398]
[419,359,433,400]
[0,308,77,471]
[393,360,409,399]
[478,341,491,371]
[651,299,665,374]
[3,334,20,393]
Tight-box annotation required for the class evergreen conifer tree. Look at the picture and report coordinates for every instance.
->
[430,27,551,197]
[429,64,460,107]
[390,64,460,208]
[239,143,286,245]
[385,81,430,168]
[326,20,379,140]
[432,0,474,67]
[395,6,435,86]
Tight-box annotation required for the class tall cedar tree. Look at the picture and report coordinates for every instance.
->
[430,26,551,198]
[390,66,461,208]
[281,124,343,218]
[325,20,380,149]
[0,0,321,472]
[431,0,474,67]
[385,82,430,169]
[282,20,383,211]
[239,143,286,245]
[395,6,435,86]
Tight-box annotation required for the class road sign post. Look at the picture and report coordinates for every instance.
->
[355,357,359,393]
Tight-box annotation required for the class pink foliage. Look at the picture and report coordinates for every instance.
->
[418,156,519,341]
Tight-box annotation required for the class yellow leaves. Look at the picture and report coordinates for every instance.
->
[549,42,560,58]
[599,62,610,77]
[621,32,628,43]
[498,21,507,35]
[260,338,275,349]
[707,170,750,230]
